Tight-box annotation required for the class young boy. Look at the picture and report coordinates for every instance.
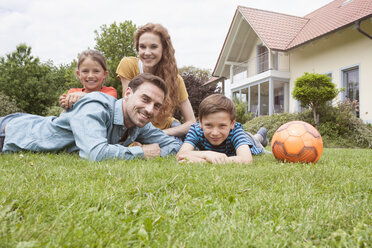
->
[176,94,268,164]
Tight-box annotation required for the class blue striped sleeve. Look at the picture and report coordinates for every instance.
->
[231,124,252,150]
[184,123,201,148]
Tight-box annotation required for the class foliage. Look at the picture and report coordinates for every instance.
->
[244,112,307,142]
[0,150,371,247]
[244,101,372,148]
[59,59,81,90]
[179,66,210,82]
[316,100,372,148]
[0,44,69,115]
[45,105,64,117]
[94,21,137,97]
[179,66,220,119]
[0,93,22,116]
[233,98,253,124]
[292,72,341,126]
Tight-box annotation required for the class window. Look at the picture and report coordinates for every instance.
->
[257,45,268,73]
[232,91,240,101]
[260,82,269,116]
[343,67,359,117]
[274,81,289,113]
[250,85,259,116]
[325,73,332,81]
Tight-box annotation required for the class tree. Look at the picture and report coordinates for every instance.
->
[179,66,221,119]
[0,44,68,115]
[292,72,341,126]
[94,21,137,97]
[57,60,81,91]
[0,93,22,116]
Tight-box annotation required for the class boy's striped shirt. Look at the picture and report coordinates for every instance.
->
[184,122,262,156]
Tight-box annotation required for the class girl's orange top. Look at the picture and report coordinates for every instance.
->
[67,86,117,99]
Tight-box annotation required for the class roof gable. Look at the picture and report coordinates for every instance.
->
[238,6,308,50]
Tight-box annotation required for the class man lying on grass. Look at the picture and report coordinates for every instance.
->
[0,73,180,161]
[176,94,268,164]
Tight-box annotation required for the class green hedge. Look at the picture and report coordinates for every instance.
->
[243,103,372,149]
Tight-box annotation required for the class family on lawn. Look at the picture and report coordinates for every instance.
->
[0,23,268,164]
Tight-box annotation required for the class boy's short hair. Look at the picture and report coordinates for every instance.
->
[198,94,236,121]
[129,73,168,99]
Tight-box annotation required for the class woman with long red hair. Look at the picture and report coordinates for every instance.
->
[116,23,195,143]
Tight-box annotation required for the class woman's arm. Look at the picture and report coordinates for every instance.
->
[119,76,130,98]
[163,99,196,137]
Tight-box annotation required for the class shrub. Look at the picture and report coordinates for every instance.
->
[0,44,69,116]
[317,100,372,148]
[244,101,372,148]
[234,98,253,124]
[292,72,341,126]
[0,93,22,116]
[180,68,220,119]
[243,112,306,142]
[45,105,64,117]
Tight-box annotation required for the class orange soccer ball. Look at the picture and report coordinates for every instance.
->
[271,121,323,164]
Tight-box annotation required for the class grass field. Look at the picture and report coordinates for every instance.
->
[0,148,371,247]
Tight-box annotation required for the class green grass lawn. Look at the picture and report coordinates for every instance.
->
[0,148,371,247]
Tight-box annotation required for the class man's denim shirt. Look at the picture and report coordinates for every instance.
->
[3,92,180,161]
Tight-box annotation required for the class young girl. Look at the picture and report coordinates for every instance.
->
[116,23,195,142]
[59,50,117,110]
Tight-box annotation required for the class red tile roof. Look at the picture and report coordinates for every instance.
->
[238,6,308,50]
[238,0,372,51]
[202,76,223,86]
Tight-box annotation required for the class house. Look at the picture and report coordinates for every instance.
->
[208,0,372,123]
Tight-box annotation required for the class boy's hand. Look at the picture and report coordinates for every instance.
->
[178,155,206,164]
[204,151,229,164]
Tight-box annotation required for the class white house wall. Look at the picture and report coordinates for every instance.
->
[289,20,372,123]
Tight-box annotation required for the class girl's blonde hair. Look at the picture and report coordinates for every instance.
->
[77,49,108,71]
[77,49,108,85]
[135,23,179,127]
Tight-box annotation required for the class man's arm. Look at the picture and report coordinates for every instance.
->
[68,95,148,161]
[135,123,181,157]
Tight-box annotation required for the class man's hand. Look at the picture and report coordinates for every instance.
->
[142,143,161,158]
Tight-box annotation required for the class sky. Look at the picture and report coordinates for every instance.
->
[0,0,332,71]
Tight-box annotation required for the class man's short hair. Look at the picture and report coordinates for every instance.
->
[198,94,236,121]
[129,73,168,98]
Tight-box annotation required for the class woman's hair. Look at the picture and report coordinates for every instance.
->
[135,23,179,126]
[129,73,168,98]
[77,49,108,71]
[198,94,236,121]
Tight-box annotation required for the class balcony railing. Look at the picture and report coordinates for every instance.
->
[232,52,289,83]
